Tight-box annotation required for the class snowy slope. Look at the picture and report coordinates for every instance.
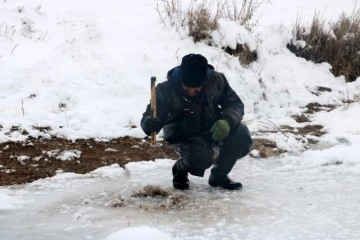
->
[1,0,358,143]
[1,0,360,239]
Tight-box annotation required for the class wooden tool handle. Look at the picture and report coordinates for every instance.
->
[150,76,157,144]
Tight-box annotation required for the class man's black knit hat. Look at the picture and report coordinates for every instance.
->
[180,54,208,88]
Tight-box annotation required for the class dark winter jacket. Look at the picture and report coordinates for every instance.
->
[141,65,245,144]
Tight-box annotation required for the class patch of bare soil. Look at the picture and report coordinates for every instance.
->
[304,102,336,114]
[291,114,310,123]
[254,101,333,157]
[0,136,177,186]
[258,124,325,136]
[255,124,326,150]
[251,139,286,158]
[291,102,337,123]
[0,135,284,186]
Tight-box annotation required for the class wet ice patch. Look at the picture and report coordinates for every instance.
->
[1,156,360,239]
[0,190,26,210]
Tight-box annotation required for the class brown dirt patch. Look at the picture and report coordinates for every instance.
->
[291,102,336,122]
[292,114,310,123]
[0,136,177,186]
[296,124,325,137]
[258,124,325,137]
[254,124,325,154]
[304,102,336,114]
[0,135,284,186]
[251,139,286,158]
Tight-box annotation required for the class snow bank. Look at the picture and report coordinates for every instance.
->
[211,19,257,51]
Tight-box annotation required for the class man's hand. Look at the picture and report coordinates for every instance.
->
[142,116,161,134]
[210,119,230,141]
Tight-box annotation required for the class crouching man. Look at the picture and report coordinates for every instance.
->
[141,54,252,190]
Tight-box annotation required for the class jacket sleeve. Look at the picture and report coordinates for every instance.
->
[141,83,171,135]
[218,73,244,128]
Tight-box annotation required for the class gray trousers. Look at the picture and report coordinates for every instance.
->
[171,123,253,177]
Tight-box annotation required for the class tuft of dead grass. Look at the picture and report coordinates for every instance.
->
[223,43,258,65]
[130,185,189,209]
[287,8,360,82]
[156,0,266,42]
[131,185,170,198]
[224,0,264,30]
[187,1,220,42]
[156,0,266,65]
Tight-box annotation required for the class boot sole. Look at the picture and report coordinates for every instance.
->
[173,182,190,190]
[209,181,242,190]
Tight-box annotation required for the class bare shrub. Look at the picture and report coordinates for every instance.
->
[224,0,264,31]
[156,0,266,65]
[156,0,186,32]
[187,1,219,42]
[287,9,360,82]
[156,0,266,42]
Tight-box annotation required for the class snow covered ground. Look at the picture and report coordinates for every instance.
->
[1,0,360,239]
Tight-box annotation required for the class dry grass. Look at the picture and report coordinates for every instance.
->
[156,0,265,65]
[287,9,360,82]
[131,185,170,198]
[156,0,265,42]
[224,0,264,30]
[223,43,258,65]
[155,0,219,42]
[130,185,189,209]
[187,1,220,42]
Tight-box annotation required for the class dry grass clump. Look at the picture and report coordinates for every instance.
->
[131,185,170,198]
[156,0,264,42]
[130,185,188,209]
[287,9,360,82]
[223,43,258,65]
[156,0,265,65]
[187,1,220,42]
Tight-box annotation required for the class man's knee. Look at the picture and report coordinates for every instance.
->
[238,123,253,153]
[172,137,214,177]
[226,123,253,156]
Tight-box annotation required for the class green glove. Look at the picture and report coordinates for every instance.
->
[210,119,230,141]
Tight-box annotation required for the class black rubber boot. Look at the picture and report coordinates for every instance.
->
[172,161,190,190]
[208,174,242,190]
